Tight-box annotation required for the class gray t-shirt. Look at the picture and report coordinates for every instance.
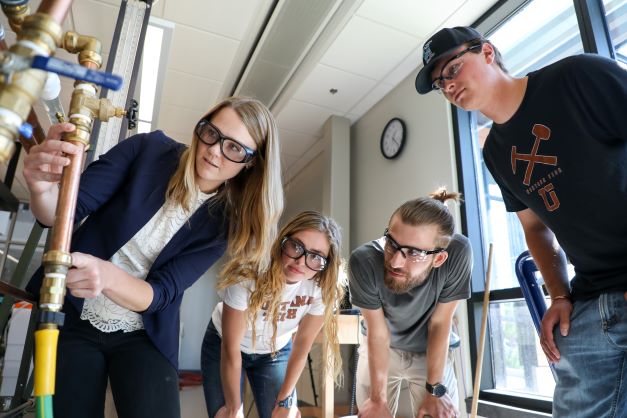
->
[349,234,472,353]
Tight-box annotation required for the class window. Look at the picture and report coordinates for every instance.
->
[0,204,47,288]
[136,18,174,133]
[603,0,627,65]
[457,0,625,412]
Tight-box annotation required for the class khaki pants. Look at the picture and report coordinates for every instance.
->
[356,343,458,417]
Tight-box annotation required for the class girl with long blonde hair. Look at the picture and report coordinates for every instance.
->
[23,96,283,418]
[202,211,345,418]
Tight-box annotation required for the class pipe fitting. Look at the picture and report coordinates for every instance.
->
[18,13,63,54]
[40,250,71,311]
[0,13,62,163]
[64,83,125,146]
[62,31,102,68]
[1,3,29,33]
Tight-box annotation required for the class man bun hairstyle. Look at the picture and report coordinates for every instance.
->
[392,187,462,248]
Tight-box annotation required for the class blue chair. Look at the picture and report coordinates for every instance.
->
[514,250,557,381]
[515,251,547,337]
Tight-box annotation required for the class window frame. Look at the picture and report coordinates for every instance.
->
[455,0,619,413]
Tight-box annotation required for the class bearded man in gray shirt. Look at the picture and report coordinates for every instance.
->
[349,189,472,418]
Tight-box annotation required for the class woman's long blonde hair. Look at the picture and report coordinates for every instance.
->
[166,96,284,272]
[219,211,345,384]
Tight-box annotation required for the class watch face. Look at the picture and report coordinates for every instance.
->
[380,118,406,159]
[430,383,448,397]
[278,396,293,408]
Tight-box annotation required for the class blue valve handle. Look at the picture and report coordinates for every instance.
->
[31,55,123,91]
[19,122,33,139]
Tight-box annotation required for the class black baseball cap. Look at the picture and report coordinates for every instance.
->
[415,26,483,94]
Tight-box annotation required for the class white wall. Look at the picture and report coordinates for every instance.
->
[350,75,459,249]
[179,260,223,370]
[283,152,325,222]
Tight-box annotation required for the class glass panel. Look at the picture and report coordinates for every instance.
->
[471,0,584,290]
[489,300,555,397]
[137,121,152,134]
[603,0,627,66]
[138,25,164,122]
[1,245,45,285]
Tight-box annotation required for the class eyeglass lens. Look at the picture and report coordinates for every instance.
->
[383,234,430,262]
[196,121,250,163]
[282,238,327,271]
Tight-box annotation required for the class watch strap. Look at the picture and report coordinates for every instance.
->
[276,391,295,408]
[426,381,448,397]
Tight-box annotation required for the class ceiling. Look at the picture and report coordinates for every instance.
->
[2,0,498,201]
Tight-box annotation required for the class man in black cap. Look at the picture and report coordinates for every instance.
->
[416,26,627,418]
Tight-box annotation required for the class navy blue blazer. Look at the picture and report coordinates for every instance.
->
[27,131,228,368]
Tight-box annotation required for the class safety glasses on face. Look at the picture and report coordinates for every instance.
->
[383,228,444,263]
[281,236,328,272]
[431,43,483,93]
[194,119,257,163]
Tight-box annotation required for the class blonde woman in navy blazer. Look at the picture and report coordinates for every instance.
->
[23,96,284,418]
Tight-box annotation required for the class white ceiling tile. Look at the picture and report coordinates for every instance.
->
[276,100,336,137]
[293,64,377,114]
[385,45,423,87]
[155,104,201,139]
[356,0,465,38]
[163,0,260,40]
[348,82,395,116]
[160,70,221,113]
[72,0,120,55]
[321,16,419,80]
[168,25,239,81]
[279,129,319,157]
[150,0,166,17]
[442,0,498,29]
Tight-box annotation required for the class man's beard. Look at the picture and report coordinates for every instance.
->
[383,262,433,294]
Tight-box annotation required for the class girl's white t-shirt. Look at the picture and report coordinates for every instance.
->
[211,279,325,354]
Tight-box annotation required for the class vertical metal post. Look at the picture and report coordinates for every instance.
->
[573,0,615,58]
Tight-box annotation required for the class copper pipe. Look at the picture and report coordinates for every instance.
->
[36,0,72,26]
[26,110,46,145]
[81,61,97,70]
[41,28,124,311]
[48,141,85,252]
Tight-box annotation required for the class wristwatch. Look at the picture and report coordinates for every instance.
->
[426,382,448,397]
[276,392,294,408]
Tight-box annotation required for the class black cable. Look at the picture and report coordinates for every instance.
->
[307,353,318,407]
[350,344,359,415]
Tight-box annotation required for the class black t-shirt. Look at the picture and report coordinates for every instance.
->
[483,54,627,300]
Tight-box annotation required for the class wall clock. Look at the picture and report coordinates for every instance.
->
[380,117,406,159]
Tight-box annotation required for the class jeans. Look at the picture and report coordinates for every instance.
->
[201,320,293,418]
[553,291,627,418]
[54,319,180,418]
[355,343,458,416]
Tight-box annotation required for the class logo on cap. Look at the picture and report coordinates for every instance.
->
[423,40,435,65]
